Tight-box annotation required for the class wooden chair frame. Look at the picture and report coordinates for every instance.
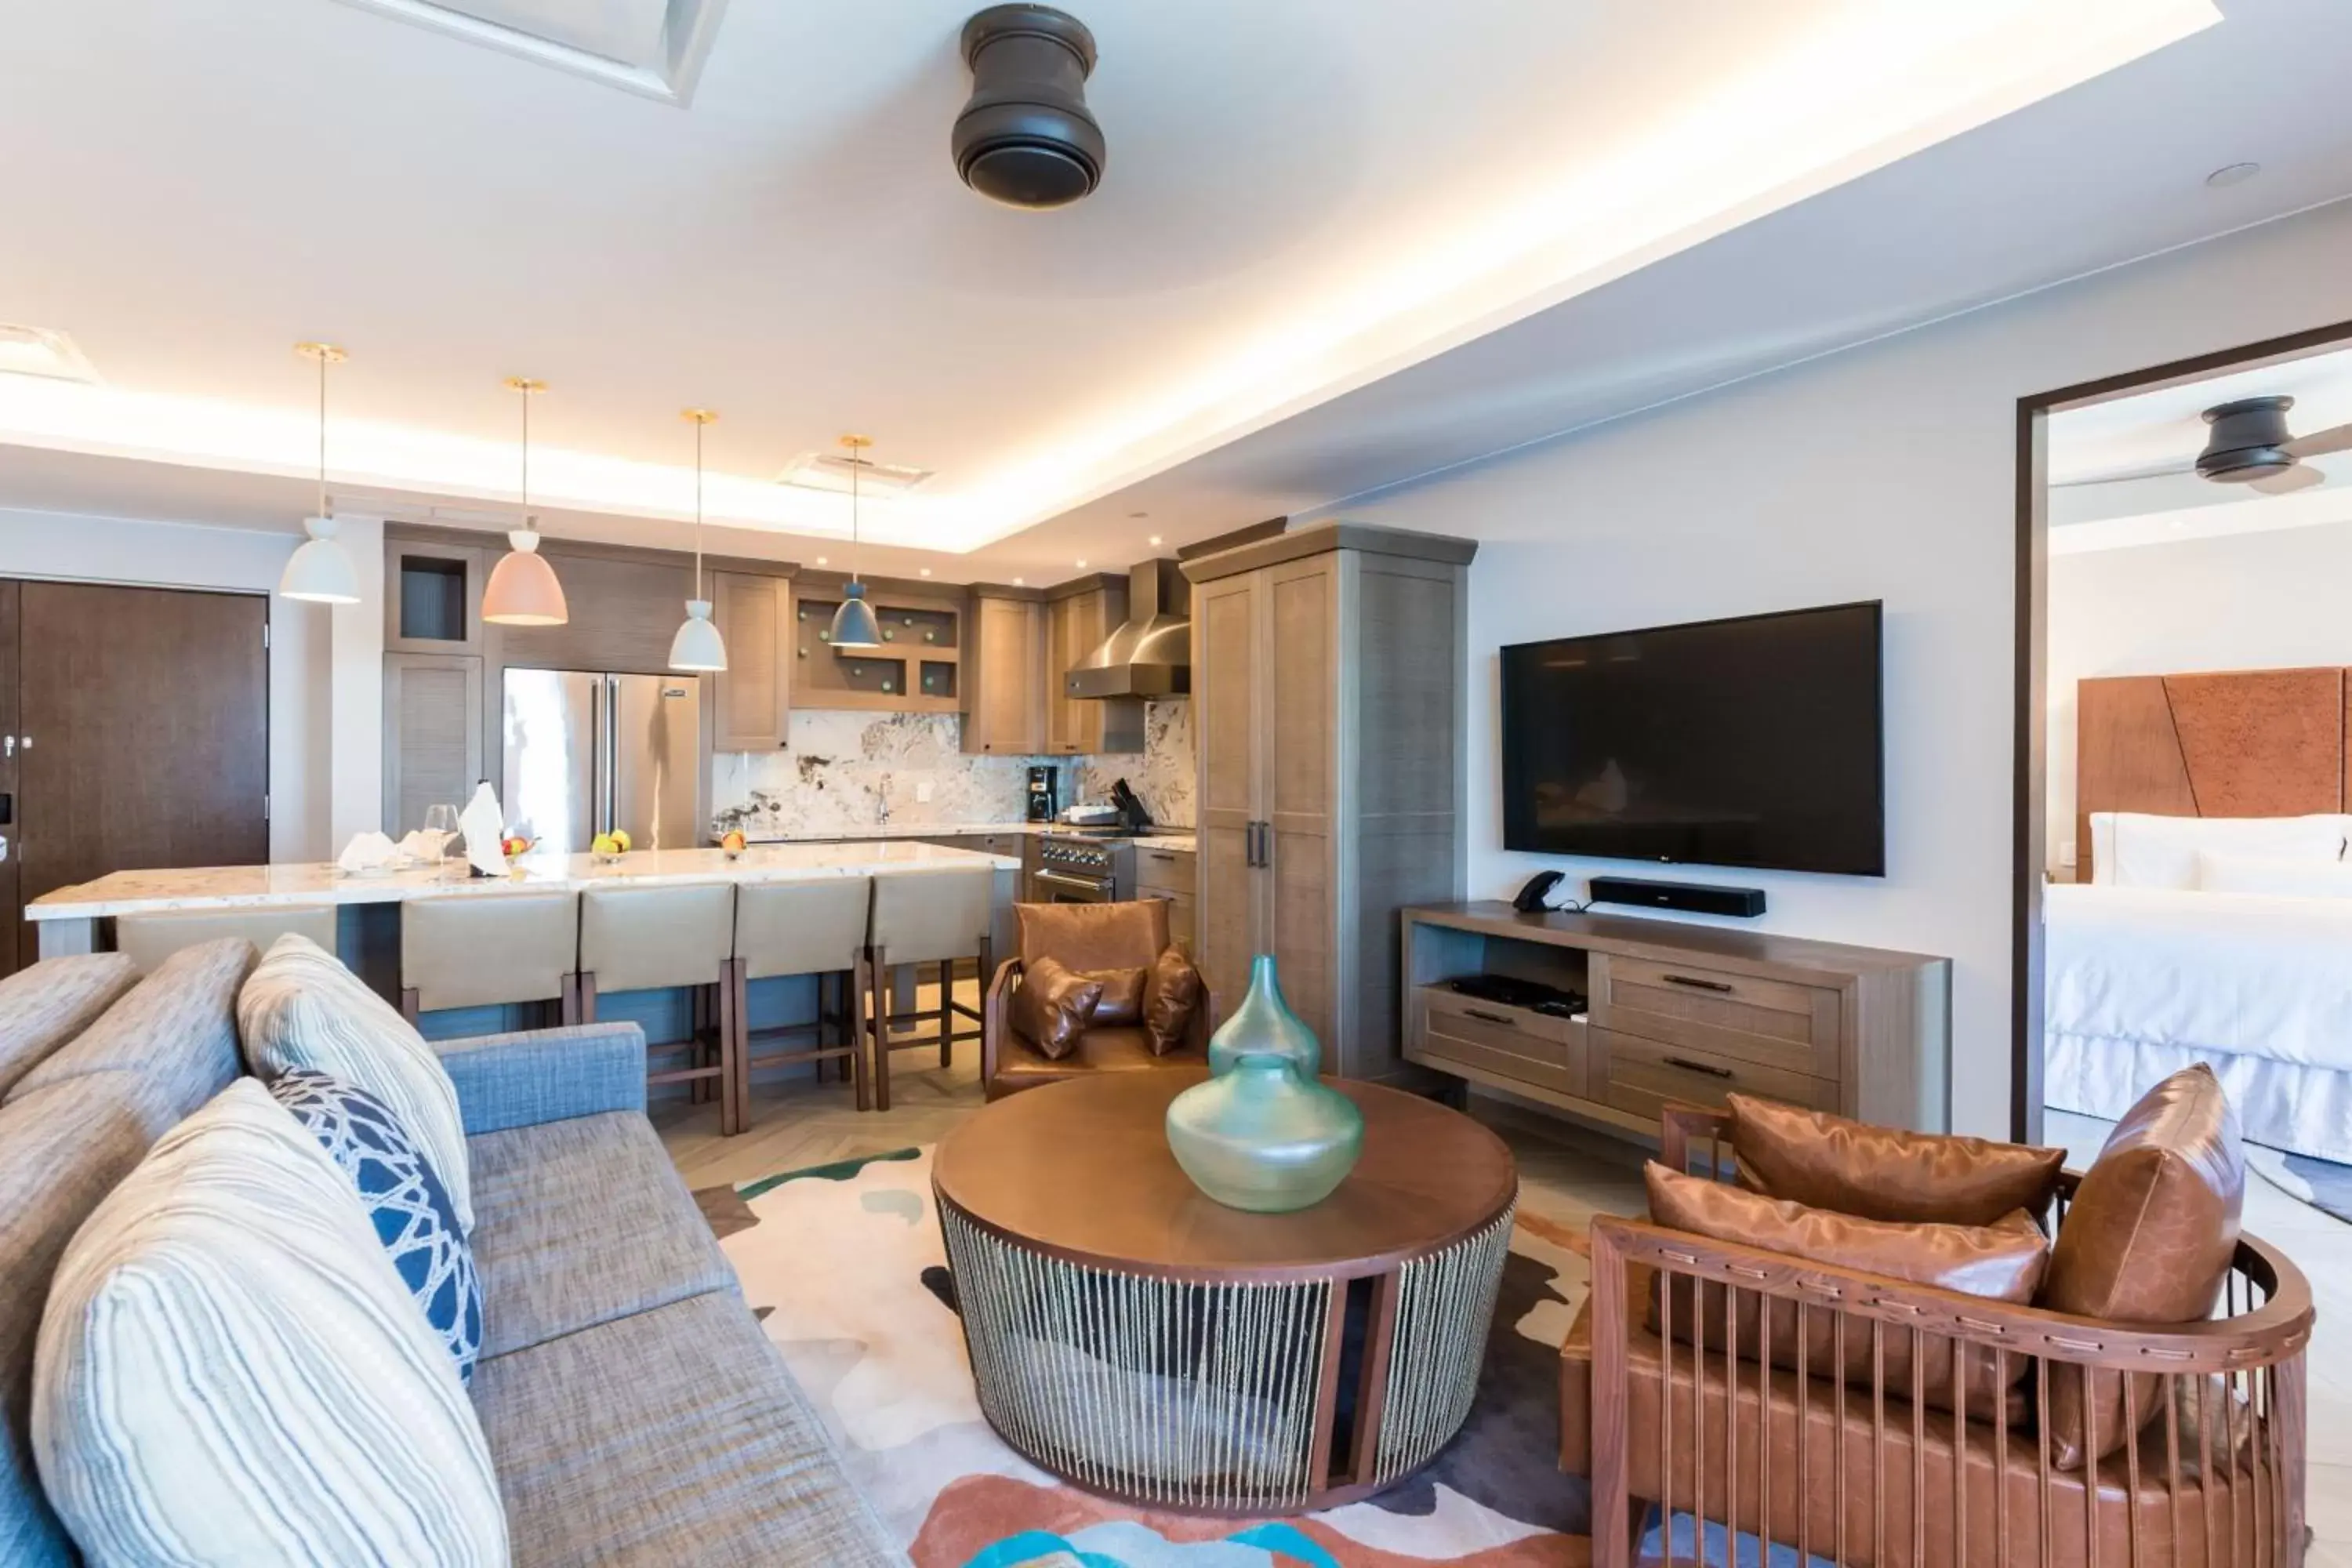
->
[978,956,1220,1099]
[400,975,583,1029]
[1584,1106,2316,1568]
[731,956,873,1118]
[868,937,992,1113]
[580,962,742,1138]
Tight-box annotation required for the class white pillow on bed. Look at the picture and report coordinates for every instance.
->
[2196,851,2352,899]
[2091,811,2348,890]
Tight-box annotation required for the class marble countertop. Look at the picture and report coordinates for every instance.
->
[739,821,1198,854]
[27,840,1019,920]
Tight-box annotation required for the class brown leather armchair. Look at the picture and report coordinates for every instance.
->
[1563,1106,2314,1568]
[981,901,1216,1099]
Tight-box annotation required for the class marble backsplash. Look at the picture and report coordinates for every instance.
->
[710,699,1194,838]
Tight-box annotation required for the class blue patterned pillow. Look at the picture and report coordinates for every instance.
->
[268,1069,483,1381]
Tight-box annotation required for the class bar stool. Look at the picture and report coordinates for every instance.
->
[116,906,339,974]
[578,884,742,1135]
[730,876,874,1122]
[866,867,993,1112]
[400,892,579,1026]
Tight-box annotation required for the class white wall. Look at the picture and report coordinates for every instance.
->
[2047,517,2352,872]
[1334,198,2352,1140]
[0,507,385,862]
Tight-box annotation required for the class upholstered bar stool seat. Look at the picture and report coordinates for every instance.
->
[579,883,742,1135]
[116,906,339,975]
[866,867,993,1112]
[401,892,579,1024]
[731,877,873,1122]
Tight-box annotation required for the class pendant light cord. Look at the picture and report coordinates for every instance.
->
[693,417,705,600]
[520,390,531,523]
[849,444,861,586]
[314,350,328,521]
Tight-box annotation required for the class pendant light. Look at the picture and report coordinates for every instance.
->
[278,342,361,604]
[481,376,568,626]
[667,408,727,672]
[826,433,884,651]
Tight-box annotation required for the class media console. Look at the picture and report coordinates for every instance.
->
[1401,902,1951,1138]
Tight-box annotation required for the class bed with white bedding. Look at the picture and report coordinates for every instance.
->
[2044,809,2352,1164]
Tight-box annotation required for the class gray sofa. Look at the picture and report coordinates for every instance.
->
[0,945,899,1566]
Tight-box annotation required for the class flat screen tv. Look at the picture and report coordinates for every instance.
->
[1500,601,1884,876]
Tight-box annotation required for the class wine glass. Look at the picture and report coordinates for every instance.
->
[423,804,460,866]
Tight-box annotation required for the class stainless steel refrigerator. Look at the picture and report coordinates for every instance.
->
[501,670,702,853]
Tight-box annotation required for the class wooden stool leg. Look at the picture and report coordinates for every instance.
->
[560,973,582,1027]
[873,951,893,1113]
[400,987,421,1025]
[578,972,599,1025]
[937,960,953,1067]
[851,953,873,1112]
[718,959,743,1138]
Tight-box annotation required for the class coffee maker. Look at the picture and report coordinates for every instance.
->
[1025,765,1059,822]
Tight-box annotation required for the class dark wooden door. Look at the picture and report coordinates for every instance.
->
[16,583,269,965]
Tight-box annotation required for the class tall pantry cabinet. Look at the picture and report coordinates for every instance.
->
[1185,523,1476,1082]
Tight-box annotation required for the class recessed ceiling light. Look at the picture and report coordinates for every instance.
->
[0,325,98,384]
[2205,162,2261,189]
[1147,535,1163,546]
[919,567,932,577]
[1012,577,1025,586]
[1075,558,1087,568]
[815,555,829,566]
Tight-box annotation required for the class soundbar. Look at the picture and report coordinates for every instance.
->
[1587,876,1768,919]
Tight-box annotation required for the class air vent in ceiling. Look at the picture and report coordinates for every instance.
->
[0,325,98,385]
[330,0,730,106]
[775,451,935,497]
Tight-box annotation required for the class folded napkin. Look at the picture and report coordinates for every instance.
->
[336,832,401,874]
[459,782,508,879]
[395,829,443,862]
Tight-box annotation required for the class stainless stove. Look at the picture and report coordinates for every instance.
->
[1029,833,1136,904]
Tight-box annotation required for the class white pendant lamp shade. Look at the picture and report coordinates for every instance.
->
[485,377,568,626]
[280,515,361,604]
[279,342,360,604]
[669,599,727,670]
[826,432,885,651]
[670,408,727,671]
[482,528,568,626]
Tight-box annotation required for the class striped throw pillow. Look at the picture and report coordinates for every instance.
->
[237,932,474,1232]
[31,1080,507,1565]
[269,1069,483,1381]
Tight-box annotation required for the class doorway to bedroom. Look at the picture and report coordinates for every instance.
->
[2024,325,2352,1210]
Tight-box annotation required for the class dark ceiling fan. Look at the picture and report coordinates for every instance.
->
[2063,395,2352,499]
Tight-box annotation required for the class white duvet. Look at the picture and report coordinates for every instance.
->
[2044,882,2352,1073]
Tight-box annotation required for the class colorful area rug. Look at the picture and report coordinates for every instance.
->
[697,1146,1595,1566]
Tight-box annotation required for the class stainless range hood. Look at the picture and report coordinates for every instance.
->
[1067,559,1189,699]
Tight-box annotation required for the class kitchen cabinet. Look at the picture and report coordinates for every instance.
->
[1134,843,1196,953]
[1187,523,1475,1080]
[385,537,488,655]
[962,589,1047,754]
[1044,575,1142,755]
[710,571,789,750]
[790,577,964,714]
[383,652,484,837]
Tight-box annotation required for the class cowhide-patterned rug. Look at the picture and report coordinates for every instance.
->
[696,1146,1595,1567]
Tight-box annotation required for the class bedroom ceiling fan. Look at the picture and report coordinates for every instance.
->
[2060,395,2352,500]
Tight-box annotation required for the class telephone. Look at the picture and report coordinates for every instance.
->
[1512,869,1566,913]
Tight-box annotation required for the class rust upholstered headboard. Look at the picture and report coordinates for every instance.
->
[2076,666,2351,880]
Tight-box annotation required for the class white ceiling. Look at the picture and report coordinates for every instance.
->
[0,0,2234,569]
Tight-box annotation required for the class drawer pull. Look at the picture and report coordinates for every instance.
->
[1149,851,1176,861]
[1664,1054,1734,1080]
[1661,973,1736,994]
[1463,1007,1517,1029]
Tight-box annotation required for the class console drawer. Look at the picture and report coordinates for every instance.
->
[1412,986,1586,1099]
[1588,954,1840,1078]
[1592,1026,1837,1123]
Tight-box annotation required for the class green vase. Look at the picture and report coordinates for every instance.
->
[1208,953,1319,1076]
[1165,1054,1365,1213]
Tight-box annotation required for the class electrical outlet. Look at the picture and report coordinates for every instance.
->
[916,780,935,803]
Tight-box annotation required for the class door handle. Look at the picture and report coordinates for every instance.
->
[1463,1007,1517,1029]
[1661,973,1735,994]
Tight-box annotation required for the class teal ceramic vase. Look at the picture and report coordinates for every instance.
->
[1208,953,1319,1076]
[1165,1053,1364,1213]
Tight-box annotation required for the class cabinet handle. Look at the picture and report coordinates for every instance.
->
[1661,973,1735,993]
[1149,850,1175,862]
[1664,1054,1734,1080]
[1464,1007,1517,1029]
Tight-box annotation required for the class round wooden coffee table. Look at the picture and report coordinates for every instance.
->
[933,1068,1517,1515]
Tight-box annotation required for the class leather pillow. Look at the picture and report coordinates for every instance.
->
[1141,946,1203,1057]
[1080,967,1148,1027]
[1729,1092,2066,1225]
[2040,1065,2244,1470]
[1646,1162,2049,1420]
[1012,956,1104,1061]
